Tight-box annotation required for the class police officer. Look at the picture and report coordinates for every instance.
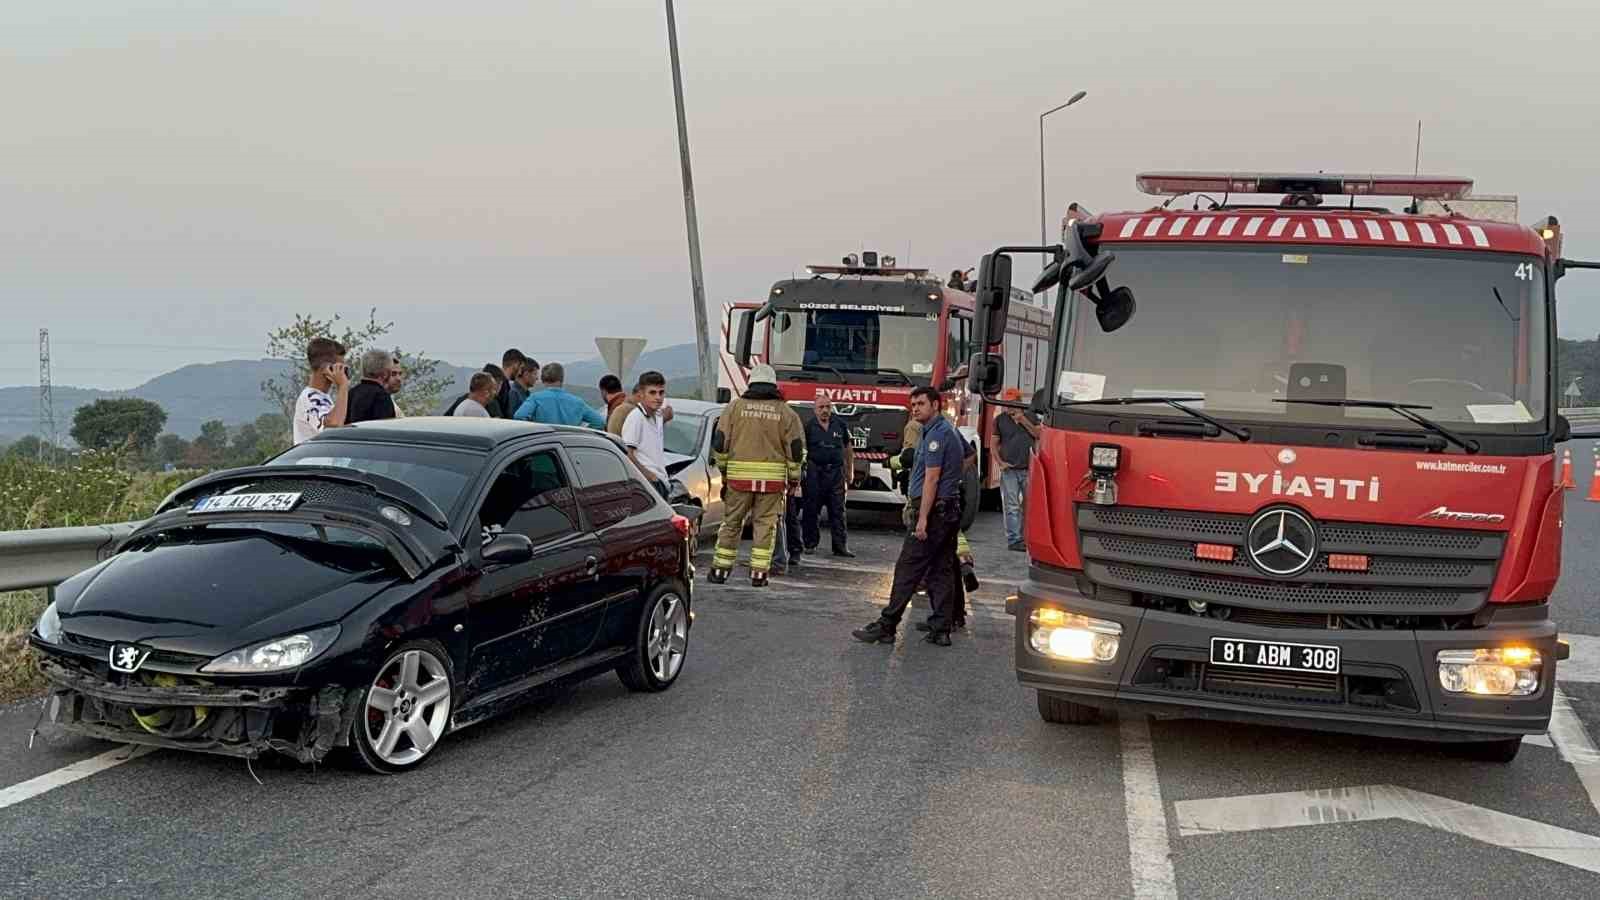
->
[851,386,966,646]
[801,396,855,557]
[708,365,805,587]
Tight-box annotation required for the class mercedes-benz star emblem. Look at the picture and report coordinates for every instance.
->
[108,644,148,674]
[1245,508,1318,577]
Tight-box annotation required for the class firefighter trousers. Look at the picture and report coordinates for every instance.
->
[712,489,786,574]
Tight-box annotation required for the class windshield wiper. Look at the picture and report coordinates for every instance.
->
[1064,396,1251,442]
[1273,398,1480,453]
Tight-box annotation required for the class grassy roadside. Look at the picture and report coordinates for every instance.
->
[0,590,47,703]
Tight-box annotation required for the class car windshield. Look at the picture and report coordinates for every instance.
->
[663,412,704,457]
[768,307,939,383]
[1057,244,1549,431]
[268,441,481,513]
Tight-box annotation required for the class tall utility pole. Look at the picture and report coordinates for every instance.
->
[1039,91,1088,249]
[37,328,56,463]
[664,0,717,402]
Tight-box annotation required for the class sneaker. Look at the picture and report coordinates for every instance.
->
[851,621,895,644]
[961,563,980,592]
[922,630,952,647]
[751,572,769,588]
[832,547,857,558]
[707,568,730,584]
[1008,542,1027,552]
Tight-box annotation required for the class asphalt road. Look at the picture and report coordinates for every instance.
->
[1,495,1598,898]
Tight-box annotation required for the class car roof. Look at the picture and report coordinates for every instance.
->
[310,416,562,452]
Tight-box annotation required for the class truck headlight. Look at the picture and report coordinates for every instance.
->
[1029,608,1121,662]
[201,625,341,674]
[34,602,62,645]
[1437,647,1541,697]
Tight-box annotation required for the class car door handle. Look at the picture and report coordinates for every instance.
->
[585,555,599,576]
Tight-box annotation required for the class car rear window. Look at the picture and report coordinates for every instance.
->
[269,441,480,513]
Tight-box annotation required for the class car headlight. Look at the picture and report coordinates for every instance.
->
[35,602,62,645]
[1437,647,1542,697]
[1028,607,1121,662]
[200,625,341,674]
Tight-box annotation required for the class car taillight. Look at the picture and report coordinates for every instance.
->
[670,515,692,537]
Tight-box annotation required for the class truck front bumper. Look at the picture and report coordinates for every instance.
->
[1011,575,1560,743]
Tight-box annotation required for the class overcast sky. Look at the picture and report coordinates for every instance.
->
[4,0,1598,389]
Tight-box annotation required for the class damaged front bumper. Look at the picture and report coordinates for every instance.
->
[38,656,362,763]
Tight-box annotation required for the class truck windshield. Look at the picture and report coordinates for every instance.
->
[1058,244,1548,432]
[767,308,939,383]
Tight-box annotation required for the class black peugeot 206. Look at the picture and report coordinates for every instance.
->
[30,417,697,773]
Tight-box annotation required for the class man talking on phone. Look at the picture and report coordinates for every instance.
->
[293,337,350,445]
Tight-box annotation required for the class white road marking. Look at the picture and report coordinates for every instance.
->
[1120,715,1179,900]
[1175,784,1600,875]
[1559,632,1600,683]
[1550,687,1600,817]
[0,745,156,811]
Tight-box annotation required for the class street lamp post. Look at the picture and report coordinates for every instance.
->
[1039,91,1088,249]
[663,0,717,402]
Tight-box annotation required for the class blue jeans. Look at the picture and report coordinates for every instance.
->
[1000,467,1028,545]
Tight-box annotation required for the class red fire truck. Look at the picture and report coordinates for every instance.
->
[720,252,1052,507]
[967,171,1597,761]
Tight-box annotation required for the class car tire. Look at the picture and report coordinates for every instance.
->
[617,583,690,693]
[349,640,456,775]
[1037,690,1100,725]
[1456,737,1522,764]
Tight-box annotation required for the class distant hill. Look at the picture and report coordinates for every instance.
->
[0,343,703,443]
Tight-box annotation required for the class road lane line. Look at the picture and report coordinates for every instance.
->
[1175,784,1600,875]
[0,745,156,811]
[1119,715,1178,900]
[1550,686,1600,817]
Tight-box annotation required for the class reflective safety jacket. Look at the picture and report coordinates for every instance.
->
[713,385,805,493]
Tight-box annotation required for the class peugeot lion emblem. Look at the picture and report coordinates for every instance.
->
[109,644,148,674]
[1245,508,1318,577]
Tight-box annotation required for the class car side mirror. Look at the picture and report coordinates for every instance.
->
[482,533,534,566]
[974,252,1013,347]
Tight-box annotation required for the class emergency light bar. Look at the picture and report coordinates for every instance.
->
[1136,171,1474,201]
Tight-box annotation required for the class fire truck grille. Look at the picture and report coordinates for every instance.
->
[1077,505,1502,616]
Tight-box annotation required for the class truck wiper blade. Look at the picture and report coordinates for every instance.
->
[1273,398,1480,454]
[1064,396,1251,442]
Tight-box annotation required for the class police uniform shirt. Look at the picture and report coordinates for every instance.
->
[805,416,849,468]
[909,415,964,501]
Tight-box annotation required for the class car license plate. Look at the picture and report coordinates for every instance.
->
[1209,637,1340,675]
[193,492,303,513]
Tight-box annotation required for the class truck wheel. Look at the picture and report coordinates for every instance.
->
[1037,690,1100,725]
[1457,737,1522,763]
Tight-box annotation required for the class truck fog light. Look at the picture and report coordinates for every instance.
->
[1029,608,1121,662]
[1436,647,1541,697]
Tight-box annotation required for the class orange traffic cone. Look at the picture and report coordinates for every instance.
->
[1587,457,1600,502]
[1561,449,1577,489]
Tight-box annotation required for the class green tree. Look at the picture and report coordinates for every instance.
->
[70,398,168,454]
[262,309,450,420]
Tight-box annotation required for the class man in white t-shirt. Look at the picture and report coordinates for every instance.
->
[452,372,497,417]
[621,371,670,499]
[292,337,350,445]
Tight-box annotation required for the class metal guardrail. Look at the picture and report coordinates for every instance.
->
[0,522,139,594]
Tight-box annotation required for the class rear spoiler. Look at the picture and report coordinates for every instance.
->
[157,465,450,530]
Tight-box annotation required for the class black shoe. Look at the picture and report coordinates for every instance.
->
[1008,542,1027,552]
[707,568,729,584]
[851,621,895,644]
[751,572,769,587]
[832,547,857,558]
[962,563,980,592]
[922,630,952,647]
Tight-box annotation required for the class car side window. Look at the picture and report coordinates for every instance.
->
[569,446,654,528]
[478,449,581,546]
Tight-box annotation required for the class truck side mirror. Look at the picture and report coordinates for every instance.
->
[974,252,1013,348]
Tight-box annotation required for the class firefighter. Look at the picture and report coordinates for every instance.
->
[708,364,805,587]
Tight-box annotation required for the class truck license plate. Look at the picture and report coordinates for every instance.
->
[1209,638,1340,675]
